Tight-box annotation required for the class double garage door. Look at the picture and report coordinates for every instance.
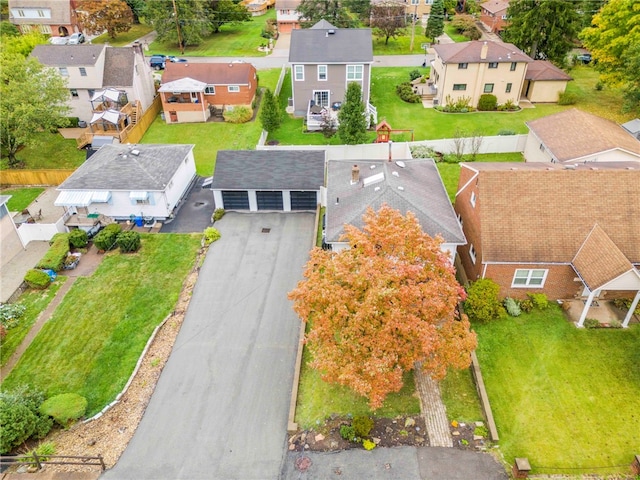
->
[221,191,317,211]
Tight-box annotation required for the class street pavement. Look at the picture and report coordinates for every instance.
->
[102,213,315,480]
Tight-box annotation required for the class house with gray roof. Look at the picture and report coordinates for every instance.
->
[31,43,155,124]
[55,144,196,225]
[211,150,325,211]
[289,21,376,127]
[325,158,466,262]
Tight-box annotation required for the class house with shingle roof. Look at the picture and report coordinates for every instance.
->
[31,44,155,123]
[522,60,572,102]
[275,0,302,32]
[9,0,82,37]
[429,40,533,108]
[159,62,257,124]
[479,0,509,34]
[289,21,375,123]
[55,144,196,225]
[524,109,640,163]
[325,158,466,263]
[454,161,640,327]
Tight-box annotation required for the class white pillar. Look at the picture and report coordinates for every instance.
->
[622,291,640,328]
[576,290,596,328]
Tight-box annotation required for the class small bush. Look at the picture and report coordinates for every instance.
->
[558,91,577,105]
[410,145,438,159]
[0,303,26,330]
[443,95,474,113]
[584,318,600,328]
[93,229,119,251]
[409,69,422,81]
[68,229,88,249]
[474,425,489,437]
[116,231,141,253]
[339,424,356,441]
[477,94,498,111]
[504,297,521,317]
[213,208,226,222]
[612,298,640,315]
[39,393,87,428]
[36,233,69,271]
[104,223,122,235]
[352,415,374,438]
[24,269,51,290]
[362,439,376,450]
[396,82,421,103]
[594,81,604,91]
[520,299,534,313]
[0,387,52,454]
[203,227,221,246]
[224,106,252,124]
[527,293,549,310]
[20,441,56,464]
[609,319,622,328]
[464,279,505,322]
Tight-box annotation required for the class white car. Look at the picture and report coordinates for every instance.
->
[67,33,85,45]
[49,36,68,45]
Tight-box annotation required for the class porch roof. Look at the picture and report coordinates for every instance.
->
[55,191,94,207]
[91,88,125,102]
[90,110,124,125]
[571,224,636,291]
[158,77,207,93]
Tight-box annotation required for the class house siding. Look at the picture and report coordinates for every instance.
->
[454,166,483,281]
[524,79,569,103]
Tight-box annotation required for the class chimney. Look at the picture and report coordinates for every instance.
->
[480,41,488,60]
[132,41,144,58]
[351,164,360,184]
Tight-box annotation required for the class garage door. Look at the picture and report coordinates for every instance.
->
[256,191,283,210]
[222,191,249,210]
[290,191,317,210]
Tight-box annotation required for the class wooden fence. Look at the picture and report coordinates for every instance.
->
[125,95,162,145]
[0,169,74,186]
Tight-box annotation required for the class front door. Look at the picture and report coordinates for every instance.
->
[313,90,330,108]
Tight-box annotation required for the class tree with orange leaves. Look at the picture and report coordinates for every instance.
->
[289,205,477,409]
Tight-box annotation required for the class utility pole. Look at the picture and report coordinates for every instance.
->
[172,0,184,54]
[409,3,417,52]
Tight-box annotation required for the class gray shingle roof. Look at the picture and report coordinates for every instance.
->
[103,48,135,87]
[58,144,194,191]
[31,44,105,66]
[212,150,325,190]
[289,22,373,63]
[326,159,466,244]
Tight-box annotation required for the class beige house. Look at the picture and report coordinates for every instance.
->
[429,41,532,108]
[524,109,640,163]
[522,60,572,103]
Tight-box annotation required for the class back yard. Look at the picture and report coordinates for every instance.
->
[474,307,640,474]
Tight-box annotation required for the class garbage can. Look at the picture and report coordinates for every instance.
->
[135,216,143,227]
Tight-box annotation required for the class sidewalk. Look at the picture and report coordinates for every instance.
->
[414,363,454,448]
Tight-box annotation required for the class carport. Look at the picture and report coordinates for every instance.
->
[211,150,325,211]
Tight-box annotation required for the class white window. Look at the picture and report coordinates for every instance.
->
[59,67,69,76]
[205,85,215,94]
[294,65,304,81]
[39,24,51,34]
[512,269,548,287]
[317,65,327,81]
[469,244,477,264]
[346,65,363,81]
[411,0,419,4]
[20,24,31,33]
[79,67,87,76]
[227,85,240,92]
[425,0,433,4]
[470,191,476,207]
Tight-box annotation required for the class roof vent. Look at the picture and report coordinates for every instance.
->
[131,149,140,156]
[392,171,400,177]
[369,165,376,169]
[328,29,336,34]
[563,165,576,170]
[363,172,385,187]
[397,186,405,191]
[395,160,406,168]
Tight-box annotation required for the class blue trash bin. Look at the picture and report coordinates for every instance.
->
[135,216,143,227]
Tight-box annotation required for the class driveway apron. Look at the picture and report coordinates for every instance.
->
[102,212,315,480]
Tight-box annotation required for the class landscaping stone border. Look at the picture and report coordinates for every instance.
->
[470,351,499,441]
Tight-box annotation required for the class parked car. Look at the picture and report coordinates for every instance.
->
[150,55,166,70]
[49,36,68,45]
[67,32,85,44]
[168,56,187,63]
[576,53,592,64]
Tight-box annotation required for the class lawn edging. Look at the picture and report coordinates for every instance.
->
[470,351,499,441]
[287,205,321,433]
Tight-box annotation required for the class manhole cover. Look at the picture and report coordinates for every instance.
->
[295,456,312,472]
[261,228,271,233]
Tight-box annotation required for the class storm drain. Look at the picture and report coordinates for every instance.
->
[261,228,271,233]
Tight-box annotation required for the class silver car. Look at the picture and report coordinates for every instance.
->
[67,33,85,45]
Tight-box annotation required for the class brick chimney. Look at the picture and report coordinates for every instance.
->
[480,41,488,60]
[351,164,360,184]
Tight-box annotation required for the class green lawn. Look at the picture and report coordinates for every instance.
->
[0,132,85,170]
[91,24,154,46]
[295,347,421,429]
[0,187,45,212]
[372,24,432,56]
[440,367,483,423]
[1,234,201,416]
[474,307,640,473]
[148,10,276,57]
[443,23,468,43]
[0,277,67,367]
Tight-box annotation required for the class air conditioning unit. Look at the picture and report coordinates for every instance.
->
[433,99,439,106]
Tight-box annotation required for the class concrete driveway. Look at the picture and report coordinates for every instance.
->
[103,212,315,480]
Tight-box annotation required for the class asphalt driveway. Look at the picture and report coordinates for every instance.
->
[160,176,214,233]
[103,212,315,480]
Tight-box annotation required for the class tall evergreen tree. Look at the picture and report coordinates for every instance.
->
[259,88,282,133]
[425,0,445,42]
[337,82,368,145]
[503,0,580,66]
[296,0,354,28]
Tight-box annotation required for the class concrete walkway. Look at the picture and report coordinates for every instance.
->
[0,241,49,303]
[414,364,454,448]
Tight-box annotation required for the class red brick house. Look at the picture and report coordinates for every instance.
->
[159,62,257,124]
[454,162,640,327]
[479,0,509,35]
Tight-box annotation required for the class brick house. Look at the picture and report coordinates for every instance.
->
[479,0,509,35]
[159,62,257,124]
[454,162,640,327]
[9,0,82,37]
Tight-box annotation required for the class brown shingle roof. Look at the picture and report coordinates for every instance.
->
[458,162,640,264]
[433,40,532,64]
[480,0,509,14]
[526,109,640,162]
[525,60,572,81]
[161,62,256,86]
[571,224,634,290]
[103,48,134,87]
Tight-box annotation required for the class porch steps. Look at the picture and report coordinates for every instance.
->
[130,101,142,125]
[76,131,92,149]
[422,92,435,101]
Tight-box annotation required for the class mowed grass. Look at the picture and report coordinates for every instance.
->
[1,234,201,416]
[295,347,421,429]
[148,10,276,57]
[0,277,67,367]
[440,366,483,423]
[91,24,154,46]
[1,187,45,212]
[443,23,468,43]
[474,307,640,473]
[372,24,431,56]
[0,132,85,170]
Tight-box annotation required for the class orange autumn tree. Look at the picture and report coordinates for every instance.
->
[289,205,477,409]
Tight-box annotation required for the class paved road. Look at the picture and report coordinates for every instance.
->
[103,213,315,480]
